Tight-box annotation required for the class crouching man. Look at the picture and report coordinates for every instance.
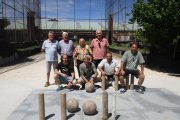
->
[54,54,76,91]
[77,55,101,89]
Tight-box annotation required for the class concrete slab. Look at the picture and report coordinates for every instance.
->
[7,88,180,120]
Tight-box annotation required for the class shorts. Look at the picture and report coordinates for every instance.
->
[79,74,95,83]
[46,61,58,73]
[57,74,75,84]
[106,74,115,79]
[120,70,139,78]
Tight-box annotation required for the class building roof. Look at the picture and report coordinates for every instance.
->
[5,20,139,31]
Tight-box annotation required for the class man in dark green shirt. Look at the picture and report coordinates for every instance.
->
[120,43,145,94]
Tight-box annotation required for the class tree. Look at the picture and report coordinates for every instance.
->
[129,0,180,57]
[0,18,10,30]
[48,18,58,21]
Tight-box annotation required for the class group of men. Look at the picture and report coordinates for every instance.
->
[41,30,145,94]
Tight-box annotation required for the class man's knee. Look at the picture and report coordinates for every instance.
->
[54,74,58,79]
[72,81,76,85]
[77,79,82,84]
[139,74,145,79]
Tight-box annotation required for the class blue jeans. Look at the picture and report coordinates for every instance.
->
[58,75,71,84]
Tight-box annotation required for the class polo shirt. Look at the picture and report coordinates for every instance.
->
[42,39,60,62]
[90,38,109,59]
[59,40,75,56]
[98,58,120,75]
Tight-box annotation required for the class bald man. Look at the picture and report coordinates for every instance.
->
[73,38,92,77]
[54,54,76,91]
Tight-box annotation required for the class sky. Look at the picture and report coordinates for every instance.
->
[41,0,106,22]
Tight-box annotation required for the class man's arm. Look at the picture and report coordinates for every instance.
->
[66,72,75,88]
[139,64,144,75]
[90,55,92,62]
[82,76,90,83]
[98,66,106,76]
[54,69,67,78]
[106,46,109,53]
[74,56,77,67]
[41,49,45,53]
[121,62,125,75]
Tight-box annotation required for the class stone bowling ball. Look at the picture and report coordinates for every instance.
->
[66,98,79,113]
[82,100,97,115]
[85,83,94,92]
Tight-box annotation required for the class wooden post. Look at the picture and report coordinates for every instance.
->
[61,92,67,120]
[130,74,134,90]
[112,94,116,120]
[38,92,45,120]
[102,91,108,120]
[102,76,105,91]
[126,74,129,90]
[115,76,118,91]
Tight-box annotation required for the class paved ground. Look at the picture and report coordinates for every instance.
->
[0,53,180,120]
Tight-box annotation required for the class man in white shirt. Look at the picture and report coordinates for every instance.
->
[98,52,121,88]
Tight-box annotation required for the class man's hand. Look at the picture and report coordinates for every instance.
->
[89,79,94,84]
[121,70,125,75]
[115,71,119,76]
[75,62,77,67]
[66,82,71,88]
[62,74,67,78]
[102,71,106,76]
[139,71,143,75]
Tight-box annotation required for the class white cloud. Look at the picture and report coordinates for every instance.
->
[67,5,70,8]
[68,0,74,5]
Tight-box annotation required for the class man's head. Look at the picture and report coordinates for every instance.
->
[131,43,138,54]
[106,52,112,63]
[96,30,103,40]
[48,31,55,41]
[79,38,85,47]
[84,55,90,65]
[62,32,68,42]
[62,54,69,64]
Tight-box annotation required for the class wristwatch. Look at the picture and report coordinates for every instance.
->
[69,82,72,84]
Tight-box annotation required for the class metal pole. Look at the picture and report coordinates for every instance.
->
[102,75,105,91]
[112,94,116,120]
[115,75,118,91]
[61,92,67,120]
[38,93,45,120]
[102,91,108,120]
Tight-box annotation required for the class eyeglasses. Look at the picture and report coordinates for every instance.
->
[98,42,101,48]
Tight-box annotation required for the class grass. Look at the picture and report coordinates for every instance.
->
[16,46,41,51]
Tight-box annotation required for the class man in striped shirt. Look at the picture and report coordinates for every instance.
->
[73,38,92,77]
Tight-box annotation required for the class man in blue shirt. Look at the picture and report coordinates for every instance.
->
[41,31,60,87]
[59,32,75,66]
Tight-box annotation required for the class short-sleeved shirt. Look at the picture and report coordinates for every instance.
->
[98,58,121,75]
[79,62,98,78]
[42,39,60,62]
[90,38,109,59]
[59,40,75,56]
[56,62,74,76]
[73,45,92,61]
[121,50,145,70]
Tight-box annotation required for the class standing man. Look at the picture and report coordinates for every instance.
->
[41,31,60,87]
[90,30,109,68]
[54,54,76,91]
[73,38,92,77]
[120,43,145,94]
[77,55,101,89]
[98,52,121,88]
[59,32,75,66]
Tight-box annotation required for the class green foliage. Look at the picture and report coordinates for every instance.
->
[129,0,180,54]
[16,46,41,51]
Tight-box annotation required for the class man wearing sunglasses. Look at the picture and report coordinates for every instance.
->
[90,30,109,69]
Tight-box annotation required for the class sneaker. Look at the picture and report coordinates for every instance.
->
[44,82,50,87]
[120,87,126,93]
[136,87,144,94]
[111,81,115,88]
[56,86,63,91]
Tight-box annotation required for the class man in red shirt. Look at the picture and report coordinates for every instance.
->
[90,30,109,68]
